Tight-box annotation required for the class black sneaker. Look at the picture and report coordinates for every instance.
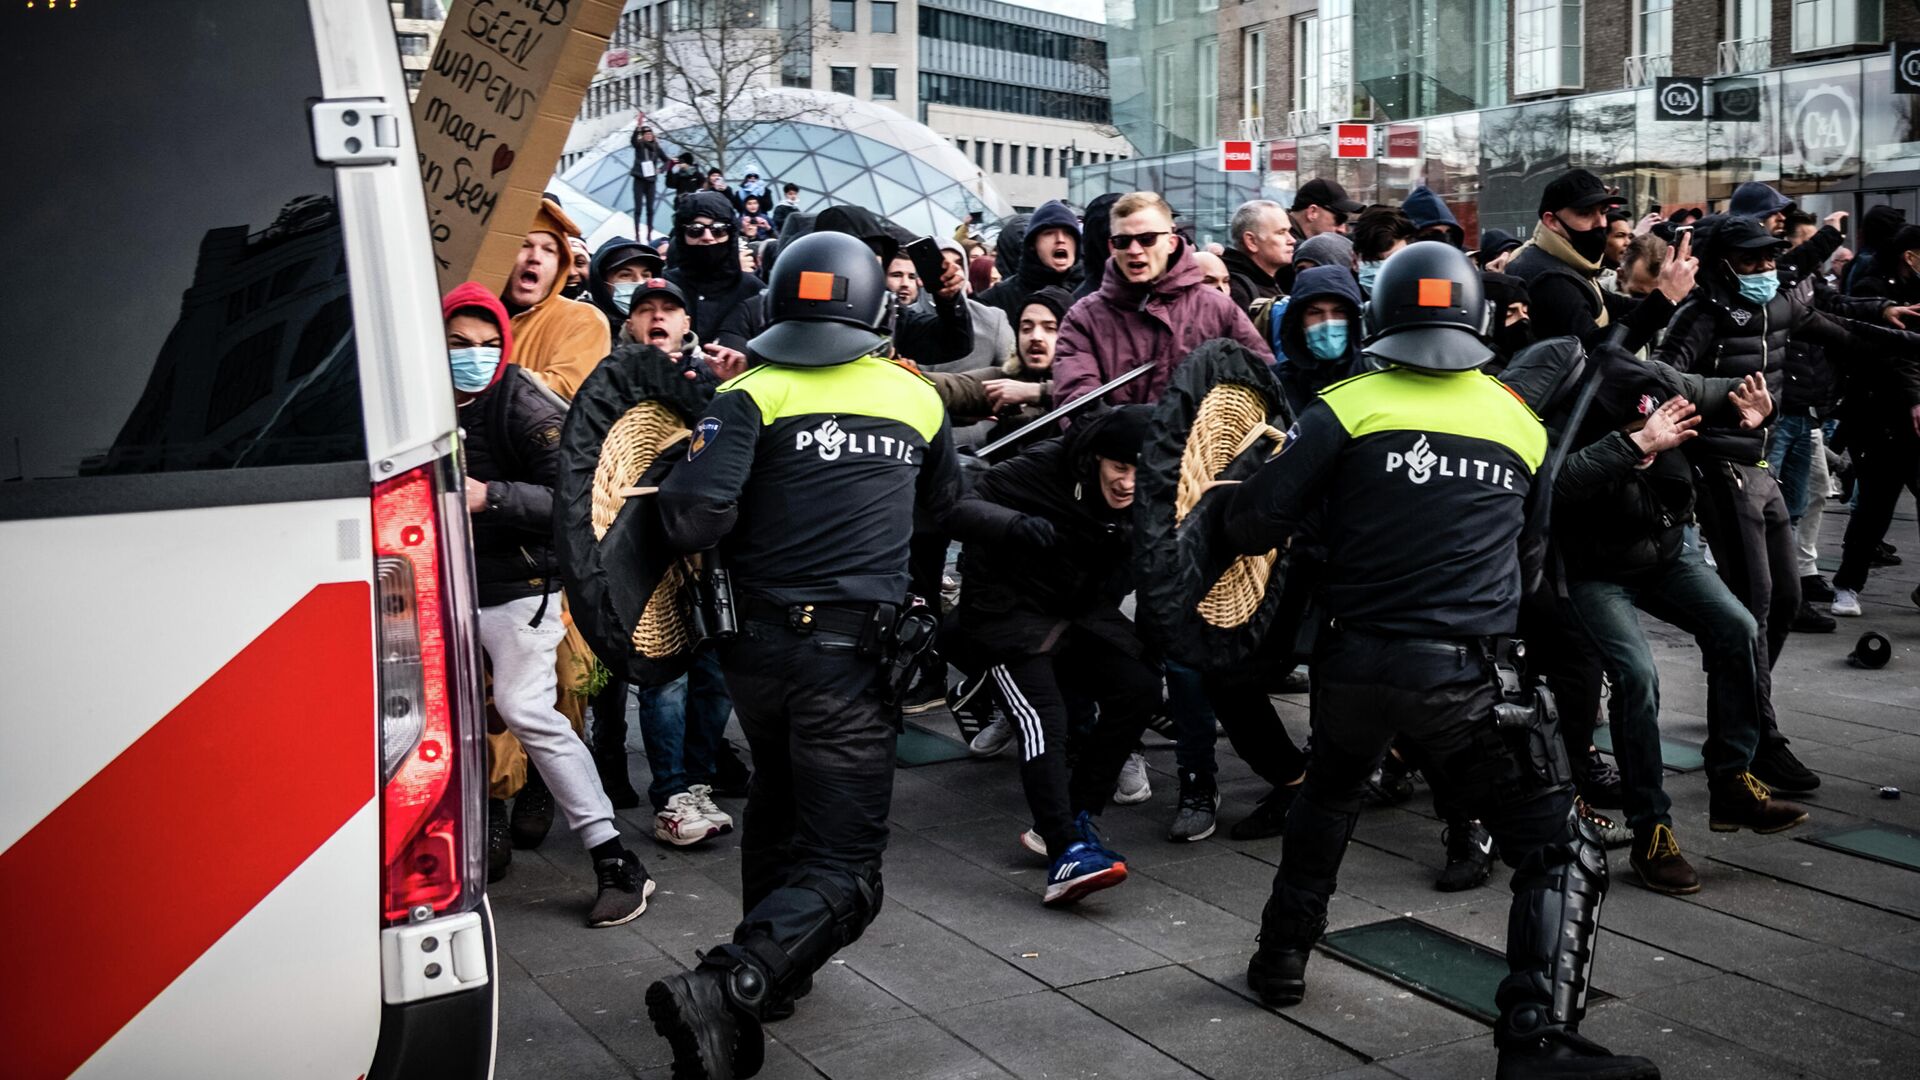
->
[712,740,752,798]
[1167,770,1220,842]
[1572,745,1625,809]
[899,661,947,715]
[1247,942,1310,1006]
[1363,752,1417,806]
[1436,820,1493,892]
[1496,1027,1661,1079]
[510,770,555,850]
[1790,601,1838,634]
[1801,574,1836,603]
[1872,541,1901,567]
[1229,784,1299,841]
[646,968,764,1080]
[587,850,655,927]
[487,799,512,882]
[1749,740,1819,793]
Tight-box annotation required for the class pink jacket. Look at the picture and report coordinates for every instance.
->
[1052,239,1273,409]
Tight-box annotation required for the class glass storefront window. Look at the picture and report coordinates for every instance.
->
[1708,70,1782,200]
[1627,86,1708,213]
[1780,59,1862,193]
[1425,111,1481,199]
[1478,99,1569,233]
[1862,54,1920,181]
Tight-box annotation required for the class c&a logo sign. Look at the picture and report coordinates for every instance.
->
[1791,82,1857,178]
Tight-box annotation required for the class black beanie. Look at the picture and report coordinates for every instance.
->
[1023,285,1075,324]
[1085,405,1153,465]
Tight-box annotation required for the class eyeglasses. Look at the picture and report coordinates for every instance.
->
[1108,232,1169,251]
[683,223,733,238]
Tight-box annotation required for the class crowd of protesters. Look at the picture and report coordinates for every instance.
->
[444,161,1919,967]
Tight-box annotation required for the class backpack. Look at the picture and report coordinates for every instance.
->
[1248,294,1291,357]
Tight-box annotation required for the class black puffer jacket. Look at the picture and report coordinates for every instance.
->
[664,191,766,352]
[1553,356,1746,580]
[1844,268,1920,432]
[462,366,568,606]
[1657,267,1920,463]
[953,410,1143,658]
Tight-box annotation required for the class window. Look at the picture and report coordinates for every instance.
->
[872,1,896,33]
[1318,0,1368,120]
[1514,0,1583,95]
[1792,0,1881,52]
[1197,39,1219,144]
[1294,18,1319,120]
[831,65,855,95]
[1243,28,1267,126]
[1154,48,1177,137]
[1635,0,1673,61]
[3,1,364,483]
[405,69,424,91]
[1044,146,1054,175]
[872,66,896,99]
[1200,0,1219,9]
[397,33,431,57]
[1156,0,1174,24]
[917,71,1112,122]
[1027,145,1037,174]
[830,0,855,31]
[993,142,1003,172]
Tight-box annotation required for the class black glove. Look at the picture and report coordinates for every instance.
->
[1009,515,1059,549]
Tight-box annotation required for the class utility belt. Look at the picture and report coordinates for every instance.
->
[1481,635,1573,791]
[735,593,940,708]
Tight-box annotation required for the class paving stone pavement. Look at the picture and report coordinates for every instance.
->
[492,500,1920,1079]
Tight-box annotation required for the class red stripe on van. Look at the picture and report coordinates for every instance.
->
[0,582,374,1079]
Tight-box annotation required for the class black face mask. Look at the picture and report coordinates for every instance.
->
[1554,214,1609,263]
[677,238,736,278]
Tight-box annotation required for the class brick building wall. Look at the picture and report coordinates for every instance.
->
[1215,0,1295,141]
[1584,0,1631,92]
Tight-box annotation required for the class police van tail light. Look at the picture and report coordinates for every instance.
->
[373,458,486,925]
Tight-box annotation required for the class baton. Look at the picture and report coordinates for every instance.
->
[971,361,1156,461]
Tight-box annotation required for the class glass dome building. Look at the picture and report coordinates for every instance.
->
[561,88,1012,240]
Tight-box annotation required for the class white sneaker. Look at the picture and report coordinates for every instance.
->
[1113,752,1152,805]
[969,715,1014,757]
[686,783,733,833]
[1831,588,1863,616]
[654,792,720,846]
[1020,828,1048,857]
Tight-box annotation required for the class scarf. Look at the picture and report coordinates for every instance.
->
[1524,226,1610,328]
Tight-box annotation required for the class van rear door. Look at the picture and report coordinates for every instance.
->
[0,2,490,1077]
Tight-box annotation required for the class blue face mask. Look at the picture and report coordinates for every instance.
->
[610,280,645,315]
[1356,261,1383,294]
[449,346,502,392]
[1735,269,1779,307]
[1303,318,1349,361]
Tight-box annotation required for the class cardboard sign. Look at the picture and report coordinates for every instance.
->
[413,0,624,293]
[1269,139,1297,172]
[1383,124,1421,160]
[1333,124,1371,159]
[1220,140,1256,171]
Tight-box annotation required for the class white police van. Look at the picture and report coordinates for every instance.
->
[0,2,495,1076]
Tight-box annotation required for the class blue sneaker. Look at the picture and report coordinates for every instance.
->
[1043,813,1127,906]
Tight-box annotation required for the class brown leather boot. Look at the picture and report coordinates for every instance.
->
[1709,771,1810,835]
[1629,823,1700,895]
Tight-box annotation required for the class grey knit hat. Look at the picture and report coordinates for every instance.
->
[1293,233,1355,272]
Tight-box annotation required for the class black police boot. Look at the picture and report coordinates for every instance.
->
[646,963,766,1080]
[1247,901,1324,1007]
[1496,1022,1661,1079]
[761,973,814,1023]
[510,767,555,850]
[487,798,512,882]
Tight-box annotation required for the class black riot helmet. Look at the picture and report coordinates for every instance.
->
[747,230,894,367]
[1360,240,1495,371]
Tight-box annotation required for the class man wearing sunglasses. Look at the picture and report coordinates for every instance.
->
[1051,192,1272,412]
[1279,178,1362,290]
[665,191,767,354]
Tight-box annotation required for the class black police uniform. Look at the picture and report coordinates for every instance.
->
[647,231,965,1080]
[1211,243,1654,1080]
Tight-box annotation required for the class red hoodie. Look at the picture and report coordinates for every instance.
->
[441,281,515,391]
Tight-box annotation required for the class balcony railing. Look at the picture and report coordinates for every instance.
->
[1623,52,1671,87]
[1238,116,1266,141]
[1286,108,1320,136]
[1718,36,1772,74]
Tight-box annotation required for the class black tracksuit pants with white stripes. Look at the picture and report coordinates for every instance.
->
[990,628,1163,859]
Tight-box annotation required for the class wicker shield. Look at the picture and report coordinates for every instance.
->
[1133,339,1294,671]
[554,343,714,687]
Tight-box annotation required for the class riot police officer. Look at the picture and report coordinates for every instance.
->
[1205,243,1657,1080]
[644,230,967,1080]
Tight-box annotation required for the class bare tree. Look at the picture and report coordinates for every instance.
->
[1044,38,1123,142]
[633,0,846,174]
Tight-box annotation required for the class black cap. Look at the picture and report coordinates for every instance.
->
[600,239,664,275]
[1539,169,1625,215]
[1701,213,1790,255]
[627,277,689,310]
[1292,177,1364,215]
[1473,228,1522,261]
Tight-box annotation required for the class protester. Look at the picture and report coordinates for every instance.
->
[663,191,766,353]
[1221,199,1293,312]
[813,204,978,367]
[1403,185,1463,248]
[443,282,653,926]
[770,182,802,232]
[1193,249,1233,296]
[1471,228,1522,271]
[930,286,1067,446]
[738,194,773,239]
[629,122,672,235]
[585,236,665,345]
[1052,191,1272,408]
[976,199,1082,325]
[501,198,611,400]
[562,236,592,300]
[1281,179,1363,290]
[1291,232,1353,274]
[665,151,702,197]
[932,237,1016,373]
[1350,206,1413,298]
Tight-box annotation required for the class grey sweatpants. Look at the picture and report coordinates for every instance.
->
[478,593,618,850]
